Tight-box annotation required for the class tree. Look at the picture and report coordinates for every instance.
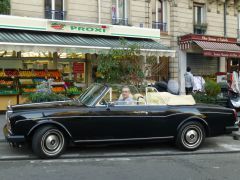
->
[0,0,10,15]
[97,40,144,85]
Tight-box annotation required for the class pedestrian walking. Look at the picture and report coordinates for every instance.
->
[184,66,194,95]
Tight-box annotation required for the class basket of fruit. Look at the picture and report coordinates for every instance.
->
[0,70,6,77]
[4,69,19,77]
[52,86,65,93]
[19,70,35,78]
[34,70,47,77]
[47,70,61,78]
[66,86,81,96]
[22,88,37,94]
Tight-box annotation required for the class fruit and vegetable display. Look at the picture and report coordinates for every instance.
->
[0,89,18,95]
[0,79,14,86]
[19,79,34,85]
[22,88,37,93]
[34,70,47,77]
[66,86,81,95]
[19,70,35,77]
[0,70,5,77]
[47,70,61,78]
[0,69,84,97]
[52,86,65,93]
[33,78,47,85]
[5,69,19,77]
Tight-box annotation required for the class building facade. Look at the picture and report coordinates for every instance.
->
[1,0,240,95]
[0,0,176,110]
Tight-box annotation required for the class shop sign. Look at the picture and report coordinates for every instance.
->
[203,50,240,58]
[180,34,237,43]
[0,15,160,39]
[73,62,85,83]
[48,21,109,35]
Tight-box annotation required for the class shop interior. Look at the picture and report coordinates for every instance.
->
[0,50,90,110]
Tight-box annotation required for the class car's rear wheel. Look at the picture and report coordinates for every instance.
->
[32,126,66,159]
[176,121,205,151]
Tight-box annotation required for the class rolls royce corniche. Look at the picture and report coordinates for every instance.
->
[3,83,239,159]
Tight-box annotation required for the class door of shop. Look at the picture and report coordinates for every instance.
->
[187,53,219,76]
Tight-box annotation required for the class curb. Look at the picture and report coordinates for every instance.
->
[0,148,240,161]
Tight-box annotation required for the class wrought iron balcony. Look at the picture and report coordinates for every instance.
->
[45,10,66,20]
[152,21,167,32]
[112,18,128,26]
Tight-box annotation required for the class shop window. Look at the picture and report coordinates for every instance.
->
[0,0,10,15]
[112,0,129,25]
[45,0,66,20]
[152,0,167,32]
[193,3,207,34]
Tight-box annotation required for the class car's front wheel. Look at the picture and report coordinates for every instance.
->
[176,121,205,151]
[32,126,66,159]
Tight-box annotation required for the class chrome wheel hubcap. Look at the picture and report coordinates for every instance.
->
[181,125,203,149]
[41,129,64,156]
[185,130,198,144]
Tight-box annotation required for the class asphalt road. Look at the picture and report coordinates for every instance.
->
[0,153,240,180]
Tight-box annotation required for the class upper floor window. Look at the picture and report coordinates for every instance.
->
[193,3,207,34]
[152,0,167,32]
[45,0,66,20]
[112,0,129,26]
[0,0,10,15]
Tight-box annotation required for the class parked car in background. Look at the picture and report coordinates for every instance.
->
[3,84,239,159]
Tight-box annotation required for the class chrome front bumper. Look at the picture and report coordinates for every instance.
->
[3,124,25,143]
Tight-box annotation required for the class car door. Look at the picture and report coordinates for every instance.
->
[85,104,150,140]
[146,105,179,137]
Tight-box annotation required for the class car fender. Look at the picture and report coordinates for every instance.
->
[177,116,210,136]
[27,119,72,138]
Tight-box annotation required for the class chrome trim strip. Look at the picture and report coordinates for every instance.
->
[202,112,232,115]
[74,136,174,143]
[41,113,191,118]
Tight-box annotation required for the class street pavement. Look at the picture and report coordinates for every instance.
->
[0,152,240,180]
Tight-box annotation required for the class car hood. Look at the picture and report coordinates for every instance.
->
[9,100,84,112]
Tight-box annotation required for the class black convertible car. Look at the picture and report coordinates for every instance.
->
[3,84,239,158]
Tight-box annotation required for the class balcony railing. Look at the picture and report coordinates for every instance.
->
[45,10,66,20]
[112,18,128,26]
[193,23,207,35]
[152,21,167,32]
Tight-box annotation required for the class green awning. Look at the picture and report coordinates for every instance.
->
[0,29,175,57]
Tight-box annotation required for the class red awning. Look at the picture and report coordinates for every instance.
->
[194,41,240,58]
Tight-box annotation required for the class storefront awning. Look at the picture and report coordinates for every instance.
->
[179,34,240,58]
[0,29,175,57]
[194,41,240,58]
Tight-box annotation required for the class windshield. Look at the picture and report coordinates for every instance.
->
[78,84,107,106]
